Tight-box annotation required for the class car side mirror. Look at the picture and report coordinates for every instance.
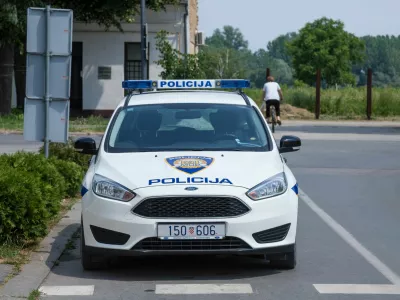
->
[74,137,97,155]
[279,135,301,154]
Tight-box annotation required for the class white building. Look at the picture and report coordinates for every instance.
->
[71,0,199,116]
[11,0,199,115]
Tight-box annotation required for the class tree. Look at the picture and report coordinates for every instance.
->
[154,30,205,79]
[0,0,179,114]
[355,35,400,87]
[267,32,297,67]
[205,26,248,51]
[0,2,18,114]
[155,30,248,80]
[247,49,293,88]
[198,46,248,79]
[287,17,365,86]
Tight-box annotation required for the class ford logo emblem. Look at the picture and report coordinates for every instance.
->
[185,187,198,191]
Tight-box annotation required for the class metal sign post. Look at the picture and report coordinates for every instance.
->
[24,6,73,158]
[44,5,51,157]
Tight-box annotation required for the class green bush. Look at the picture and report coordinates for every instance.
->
[0,152,66,216]
[0,151,86,243]
[50,157,84,197]
[0,165,50,243]
[39,138,92,172]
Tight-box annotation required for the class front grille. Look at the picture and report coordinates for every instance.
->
[132,197,250,218]
[133,237,252,251]
[90,225,130,245]
[252,224,291,244]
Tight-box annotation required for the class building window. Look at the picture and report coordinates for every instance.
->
[124,43,148,80]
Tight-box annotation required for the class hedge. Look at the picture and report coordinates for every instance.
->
[39,138,92,172]
[49,158,84,198]
[0,165,50,242]
[0,148,86,243]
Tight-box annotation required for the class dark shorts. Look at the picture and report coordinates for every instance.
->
[265,99,280,117]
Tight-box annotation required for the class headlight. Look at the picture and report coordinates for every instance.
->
[92,174,136,202]
[246,172,287,201]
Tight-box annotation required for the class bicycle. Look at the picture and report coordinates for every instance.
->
[264,105,278,133]
[262,101,278,133]
[270,105,277,133]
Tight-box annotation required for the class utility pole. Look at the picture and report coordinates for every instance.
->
[367,68,372,120]
[140,0,147,79]
[315,69,321,120]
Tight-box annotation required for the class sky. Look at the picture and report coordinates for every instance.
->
[198,0,399,51]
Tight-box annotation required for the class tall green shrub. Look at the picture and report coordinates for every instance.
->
[0,152,66,216]
[0,166,49,243]
[50,158,84,197]
[39,138,92,172]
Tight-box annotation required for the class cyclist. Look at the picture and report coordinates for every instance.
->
[261,76,283,125]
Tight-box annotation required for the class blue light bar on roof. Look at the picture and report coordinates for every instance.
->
[121,79,251,90]
[122,80,155,89]
[216,79,251,89]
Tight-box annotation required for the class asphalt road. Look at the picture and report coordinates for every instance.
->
[1,123,400,299]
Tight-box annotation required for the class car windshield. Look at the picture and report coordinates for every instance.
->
[105,103,269,153]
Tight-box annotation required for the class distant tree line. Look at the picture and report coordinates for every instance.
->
[156,17,400,89]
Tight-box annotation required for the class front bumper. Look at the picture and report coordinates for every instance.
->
[82,185,298,255]
[84,243,295,257]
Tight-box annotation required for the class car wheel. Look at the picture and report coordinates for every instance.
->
[80,219,108,270]
[268,244,297,270]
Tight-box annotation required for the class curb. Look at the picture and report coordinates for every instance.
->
[0,201,82,299]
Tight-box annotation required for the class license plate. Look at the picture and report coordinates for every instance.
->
[157,223,225,240]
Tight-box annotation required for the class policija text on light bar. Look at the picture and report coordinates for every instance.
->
[121,79,251,90]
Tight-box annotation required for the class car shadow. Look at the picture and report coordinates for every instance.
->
[50,226,283,282]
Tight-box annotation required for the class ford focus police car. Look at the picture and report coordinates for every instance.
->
[75,79,301,270]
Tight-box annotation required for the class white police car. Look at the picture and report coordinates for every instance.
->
[75,79,301,270]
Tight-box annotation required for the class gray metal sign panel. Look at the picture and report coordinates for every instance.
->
[26,8,46,54]
[49,10,73,55]
[23,98,70,143]
[25,54,45,99]
[50,56,72,99]
[26,8,73,54]
[26,7,72,100]
[26,54,71,100]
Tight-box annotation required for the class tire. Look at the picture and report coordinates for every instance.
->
[80,218,108,271]
[268,244,297,270]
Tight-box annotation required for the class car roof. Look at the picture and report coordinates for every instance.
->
[116,90,258,108]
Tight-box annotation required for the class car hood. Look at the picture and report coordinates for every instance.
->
[94,151,284,190]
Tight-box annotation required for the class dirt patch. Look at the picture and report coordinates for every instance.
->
[261,104,314,120]
[280,104,314,119]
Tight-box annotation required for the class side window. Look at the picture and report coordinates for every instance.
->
[109,110,127,147]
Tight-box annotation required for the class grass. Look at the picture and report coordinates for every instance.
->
[0,197,80,285]
[28,289,41,300]
[1,87,400,132]
[246,86,400,119]
[0,109,109,133]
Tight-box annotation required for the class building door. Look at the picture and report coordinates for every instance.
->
[70,42,83,111]
[124,42,149,81]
